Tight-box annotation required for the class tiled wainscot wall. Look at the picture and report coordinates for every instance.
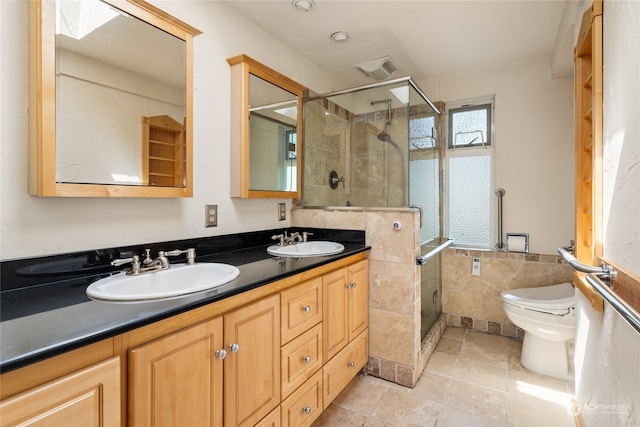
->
[442,249,574,337]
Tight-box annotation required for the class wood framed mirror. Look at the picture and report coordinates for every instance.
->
[227,55,306,198]
[28,0,200,197]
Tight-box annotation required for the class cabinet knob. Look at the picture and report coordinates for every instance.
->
[215,349,227,360]
[346,282,356,289]
[303,356,312,364]
[229,343,240,353]
[303,406,312,415]
[302,305,311,313]
[348,361,355,368]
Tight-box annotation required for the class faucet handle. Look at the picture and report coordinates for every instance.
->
[142,249,153,265]
[302,232,313,242]
[111,255,140,274]
[163,248,197,265]
[271,234,285,246]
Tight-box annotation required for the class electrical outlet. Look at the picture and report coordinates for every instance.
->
[472,257,481,276]
[205,204,217,227]
[278,203,286,221]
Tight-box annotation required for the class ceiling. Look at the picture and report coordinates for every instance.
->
[223,0,573,88]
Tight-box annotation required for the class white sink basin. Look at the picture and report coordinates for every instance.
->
[86,263,240,301]
[267,241,345,257]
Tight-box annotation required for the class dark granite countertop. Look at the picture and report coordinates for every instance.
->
[0,228,368,373]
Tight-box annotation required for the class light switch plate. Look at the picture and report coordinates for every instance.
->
[472,257,481,276]
[205,204,217,227]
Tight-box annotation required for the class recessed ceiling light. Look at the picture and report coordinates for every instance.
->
[330,31,349,42]
[292,0,314,12]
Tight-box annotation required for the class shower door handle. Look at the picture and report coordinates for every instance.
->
[410,204,423,228]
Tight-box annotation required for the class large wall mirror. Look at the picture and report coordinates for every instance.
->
[28,0,201,197]
[227,55,306,198]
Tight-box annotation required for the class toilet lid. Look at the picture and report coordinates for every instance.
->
[501,282,575,313]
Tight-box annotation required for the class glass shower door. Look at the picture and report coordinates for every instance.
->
[409,108,443,340]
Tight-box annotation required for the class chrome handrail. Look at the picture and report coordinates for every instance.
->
[586,274,640,335]
[557,246,615,278]
[417,238,453,265]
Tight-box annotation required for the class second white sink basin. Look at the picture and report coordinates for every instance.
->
[86,263,240,301]
[267,241,345,257]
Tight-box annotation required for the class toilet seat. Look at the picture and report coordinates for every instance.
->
[501,282,575,315]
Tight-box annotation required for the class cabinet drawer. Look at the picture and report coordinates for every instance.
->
[280,370,323,427]
[322,329,368,409]
[281,323,323,399]
[281,277,322,344]
[255,405,280,427]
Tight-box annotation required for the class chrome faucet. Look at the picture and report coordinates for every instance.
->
[142,249,170,271]
[271,231,310,246]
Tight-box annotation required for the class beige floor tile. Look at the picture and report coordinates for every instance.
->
[442,326,466,340]
[507,353,572,394]
[424,351,457,377]
[411,371,451,403]
[312,404,367,426]
[508,388,575,427]
[444,379,507,423]
[433,336,463,356]
[452,358,508,392]
[332,374,389,416]
[369,387,441,426]
[437,405,504,427]
[459,330,511,367]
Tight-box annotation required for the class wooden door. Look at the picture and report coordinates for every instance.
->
[128,318,223,427]
[223,294,280,427]
[0,357,120,427]
[348,260,369,340]
[322,267,350,362]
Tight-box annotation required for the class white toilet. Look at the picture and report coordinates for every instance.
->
[501,283,576,380]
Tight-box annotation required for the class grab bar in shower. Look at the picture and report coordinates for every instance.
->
[495,188,506,251]
[586,273,640,335]
[417,238,453,265]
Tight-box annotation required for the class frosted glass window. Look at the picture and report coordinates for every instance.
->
[410,116,436,150]
[448,155,491,246]
[409,158,439,242]
[448,104,491,148]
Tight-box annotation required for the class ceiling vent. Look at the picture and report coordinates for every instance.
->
[352,56,400,80]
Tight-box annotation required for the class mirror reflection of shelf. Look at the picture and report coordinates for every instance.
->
[141,115,185,187]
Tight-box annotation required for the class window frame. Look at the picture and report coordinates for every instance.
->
[447,102,492,149]
[444,97,495,249]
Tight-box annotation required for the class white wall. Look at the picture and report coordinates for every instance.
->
[574,1,640,426]
[419,58,575,255]
[0,0,343,259]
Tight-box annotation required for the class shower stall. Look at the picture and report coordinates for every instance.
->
[302,77,446,341]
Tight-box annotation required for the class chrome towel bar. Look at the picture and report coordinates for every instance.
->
[586,273,640,335]
[417,238,453,265]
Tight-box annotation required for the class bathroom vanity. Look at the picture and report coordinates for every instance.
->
[0,229,369,426]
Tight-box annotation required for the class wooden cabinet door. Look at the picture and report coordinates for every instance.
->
[224,294,280,427]
[348,260,369,340]
[129,318,223,427]
[0,357,120,427]
[322,267,350,362]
